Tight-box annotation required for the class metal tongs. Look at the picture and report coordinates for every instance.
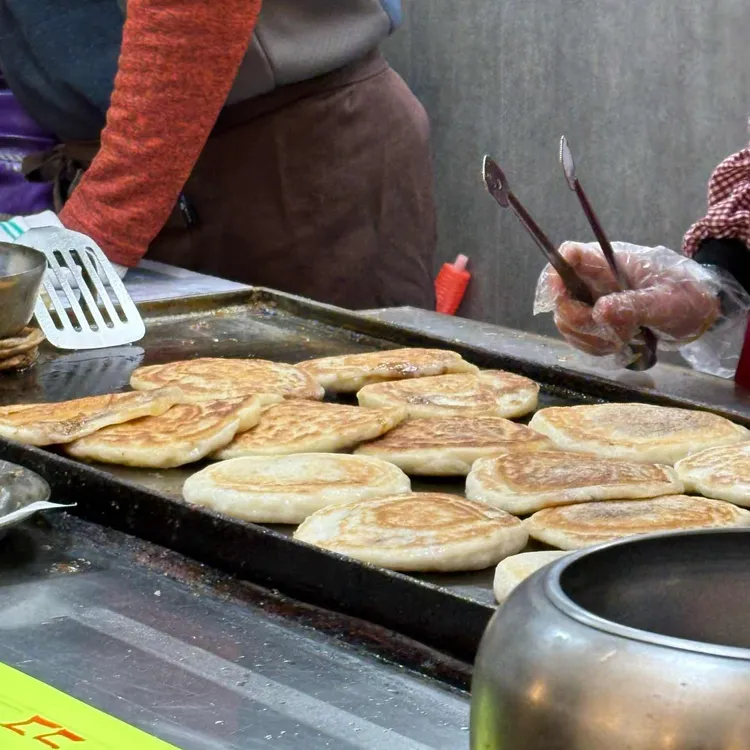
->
[482,145,657,371]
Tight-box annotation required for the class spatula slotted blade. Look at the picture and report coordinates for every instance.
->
[16,227,145,350]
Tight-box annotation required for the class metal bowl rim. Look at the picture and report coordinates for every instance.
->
[542,528,750,661]
[0,244,47,281]
[0,459,51,517]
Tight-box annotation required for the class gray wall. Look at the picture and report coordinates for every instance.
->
[384,0,750,335]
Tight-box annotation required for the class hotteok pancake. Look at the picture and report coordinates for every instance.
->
[66,395,270,468]
[493,550,569,603]
[130,357,323,403]
[297,348,478,393]
[182,453,411,524]
[529,403,750,464]
[213,400,406,459]
[466,451,683,514]
[524,495,750,550]
[294,492,528,572]
[357,370,539,419]
[355,416,553,476]
[0,387,184,446]
[675,443,750,507]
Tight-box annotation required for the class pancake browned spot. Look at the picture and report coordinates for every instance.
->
[294,492,528,571]
[675,443,750,507]
[466,451,683,514]
[355,416,553,476]
[182,453,411,524]
[357,369,538,419]
[297,348,478,393]
[130,358,323,403]
[66,395,270,468]
[529,403,750,464]
[0,387,185,446]
[524,495,750,550]
[213,400,406,459]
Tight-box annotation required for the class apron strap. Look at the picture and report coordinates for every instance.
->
[21,141,99,212]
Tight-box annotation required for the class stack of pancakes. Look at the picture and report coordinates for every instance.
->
[0,327,45,372]
[6,348,750,585]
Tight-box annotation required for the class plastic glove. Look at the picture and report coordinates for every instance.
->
[535,241,750,378]
[537,242,720,355]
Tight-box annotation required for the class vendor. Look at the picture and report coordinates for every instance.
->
[0,0,436,310]
[543,143,750,378]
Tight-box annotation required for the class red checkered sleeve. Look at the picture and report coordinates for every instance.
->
[683,147,750,257]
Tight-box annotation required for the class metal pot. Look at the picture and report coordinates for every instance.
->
[0,241,46,338]
[471,529,750,750]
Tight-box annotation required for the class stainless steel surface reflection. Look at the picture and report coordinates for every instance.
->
[0,242,46,337]
[470,529,750,750]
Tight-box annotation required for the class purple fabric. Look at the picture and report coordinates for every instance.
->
[0,86,57,215]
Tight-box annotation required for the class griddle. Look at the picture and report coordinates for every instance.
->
[0,288,745,662]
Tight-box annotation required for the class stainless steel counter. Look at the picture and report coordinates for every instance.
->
[124,260,248,304]
[0,515,469,749]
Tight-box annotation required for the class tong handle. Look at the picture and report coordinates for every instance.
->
[505,193,595,306]
[482,156,594,306]
[559,137,658,371]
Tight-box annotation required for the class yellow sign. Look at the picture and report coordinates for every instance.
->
[0,663,179,749]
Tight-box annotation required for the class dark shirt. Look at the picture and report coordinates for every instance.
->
[694,238,750,294]
[0,0,122,140]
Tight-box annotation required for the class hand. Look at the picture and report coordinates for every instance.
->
[542,242,721,356]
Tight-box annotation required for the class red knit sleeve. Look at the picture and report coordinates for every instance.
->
[60,0,262,266]
[683,147,750,257]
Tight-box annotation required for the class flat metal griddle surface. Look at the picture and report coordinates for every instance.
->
[0,288,727,660]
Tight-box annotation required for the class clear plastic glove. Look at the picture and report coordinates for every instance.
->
[535,241,750,378]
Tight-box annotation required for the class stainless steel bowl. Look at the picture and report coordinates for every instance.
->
[471,530,750,750]
[0,241,46,338]
[0,459,51,540]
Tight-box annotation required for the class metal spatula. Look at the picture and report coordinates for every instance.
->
[15,226,145,350]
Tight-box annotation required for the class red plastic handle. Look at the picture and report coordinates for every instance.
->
[435,255,471,315]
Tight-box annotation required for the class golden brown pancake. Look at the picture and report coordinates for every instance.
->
[466,451,683,514]
[354,416,553,475]
[294,492,528,571]
[130,358,323,403]
[0,387,184,446]
[493,550,569,603]
[182,453,411,524]
[66,395,269,468]
[297,348,478,393]
[524,495,750,550]
[675,443,750,507]
[0,327,45,357]
[212,400,406,459]
[529,403,750,464]
[0,350,38,372]
[357,370,539,419]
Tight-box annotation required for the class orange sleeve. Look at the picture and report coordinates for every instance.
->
[60,0,262,266]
